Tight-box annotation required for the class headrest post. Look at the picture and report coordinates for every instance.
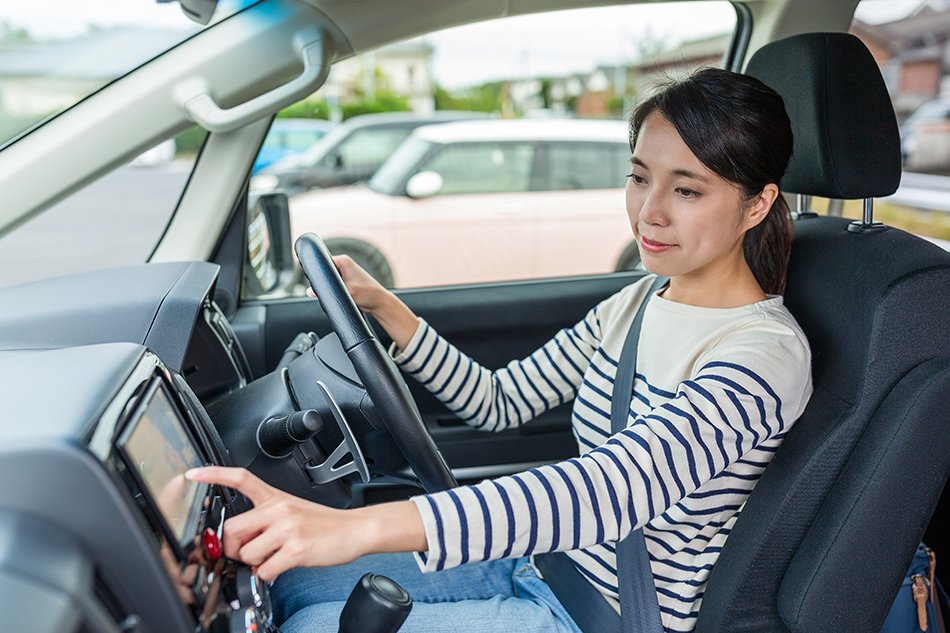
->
[799,194,811,213]
[847,198,888,234]
[795,194,818,219]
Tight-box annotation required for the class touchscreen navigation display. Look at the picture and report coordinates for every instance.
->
[119,380,204,546]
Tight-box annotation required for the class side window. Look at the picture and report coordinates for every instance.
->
[242,2,740,295]
[421,143,535,195]
[803,1,950,254]
[546,142,628,190]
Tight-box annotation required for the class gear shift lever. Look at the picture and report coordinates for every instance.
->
[338,573,412,633]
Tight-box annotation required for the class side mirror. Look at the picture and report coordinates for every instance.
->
[244,192,297,297]
[405,171,443,199]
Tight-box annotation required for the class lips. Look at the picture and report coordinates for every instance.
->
[639,235,676,254]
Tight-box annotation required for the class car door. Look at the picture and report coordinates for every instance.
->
[536,140,635,276]
[390,140,542,287]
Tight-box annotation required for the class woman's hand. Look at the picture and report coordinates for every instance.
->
[309,255,420,352]
[330,254,391,314]
[185,466,426,582]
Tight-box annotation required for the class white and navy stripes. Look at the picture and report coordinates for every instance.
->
[398,275,812,633]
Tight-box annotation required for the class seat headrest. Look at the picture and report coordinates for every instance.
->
[745,32,901,199]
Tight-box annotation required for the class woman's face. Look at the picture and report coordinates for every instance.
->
[626,112,768,289]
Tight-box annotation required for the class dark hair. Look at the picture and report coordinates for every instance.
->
[629,67,794,295]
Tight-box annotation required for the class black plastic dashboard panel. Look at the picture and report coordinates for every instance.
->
[0,343,195,632]
[0,262,220,374]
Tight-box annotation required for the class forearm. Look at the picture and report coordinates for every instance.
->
[370,292,420,353]
[353,500,427,556]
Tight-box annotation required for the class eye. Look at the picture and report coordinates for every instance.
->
[627,173,646,185]
[676,187,699,199]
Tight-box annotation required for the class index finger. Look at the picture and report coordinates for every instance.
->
[185,466,275,507]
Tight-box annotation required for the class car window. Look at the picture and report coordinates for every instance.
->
[332,128,412,168]
[243,1,739,295]
[546,142,629,190]
[421,142,536,195]
[368,136,434,194]
[282,130,324,150]
[794,0,950,256]
[0,129,207,289]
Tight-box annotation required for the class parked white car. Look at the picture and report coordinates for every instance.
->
[290,118,638,287]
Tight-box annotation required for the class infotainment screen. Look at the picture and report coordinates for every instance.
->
[118,379,206,549]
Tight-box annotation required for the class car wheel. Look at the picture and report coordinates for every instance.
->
[615,241,641,271]
[324,238,395,288]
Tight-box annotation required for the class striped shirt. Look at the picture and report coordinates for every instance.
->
[397,275,812,632]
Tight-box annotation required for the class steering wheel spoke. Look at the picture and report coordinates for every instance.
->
[304,381,370,485]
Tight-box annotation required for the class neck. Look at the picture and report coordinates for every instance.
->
[662,260,768,309]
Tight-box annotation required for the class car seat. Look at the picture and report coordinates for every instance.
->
[695,33,950,633]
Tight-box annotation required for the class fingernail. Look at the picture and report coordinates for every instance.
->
[185,468,205,481]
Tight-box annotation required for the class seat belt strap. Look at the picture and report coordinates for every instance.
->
[612,275,668,633]
[534,550,623,633]
[536,275,667,633]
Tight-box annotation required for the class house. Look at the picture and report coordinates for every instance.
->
[0,28,188,119]
[320,37,436,113]
[851,2,950,117]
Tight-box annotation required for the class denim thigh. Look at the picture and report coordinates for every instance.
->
[271,553,581,633]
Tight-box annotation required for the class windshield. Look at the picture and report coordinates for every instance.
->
[0,0,259,148]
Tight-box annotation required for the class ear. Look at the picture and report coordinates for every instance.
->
[744,183,780,231]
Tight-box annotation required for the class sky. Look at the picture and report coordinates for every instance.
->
[0,0,929,89]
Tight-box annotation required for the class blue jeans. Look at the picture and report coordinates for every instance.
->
[271,553,583,633]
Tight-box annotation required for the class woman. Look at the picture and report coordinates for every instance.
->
[187,68,812,633]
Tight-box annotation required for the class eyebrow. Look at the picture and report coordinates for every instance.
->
[631,157,712,183]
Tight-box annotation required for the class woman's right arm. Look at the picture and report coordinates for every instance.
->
[331,256,602,432]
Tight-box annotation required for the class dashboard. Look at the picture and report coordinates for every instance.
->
[0,258,431,632]
[0,263,275,632]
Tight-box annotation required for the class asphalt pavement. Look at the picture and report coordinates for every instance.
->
[0,161,192,290]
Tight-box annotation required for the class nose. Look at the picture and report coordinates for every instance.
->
[637,187,667,227]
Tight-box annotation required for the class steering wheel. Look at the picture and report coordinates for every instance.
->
[294,233,457,494]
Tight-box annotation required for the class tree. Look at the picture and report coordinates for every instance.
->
[434,82,504,113]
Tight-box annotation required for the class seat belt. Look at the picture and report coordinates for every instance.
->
[612,274,668,633]
[535,275,667,633]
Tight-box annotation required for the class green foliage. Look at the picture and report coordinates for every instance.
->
[434,82,504,114]
[277,97,329,120]
[606,95,626,116]
[174,126,208,157]
[539,79,552,109]
[276,90,410,122]
[0,21,33,44]
[340,91,410,118]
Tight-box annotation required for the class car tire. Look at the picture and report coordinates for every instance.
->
[324,238,395,288]
[615,241,641,271]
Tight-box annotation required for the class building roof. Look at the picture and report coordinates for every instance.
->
[640,33,732,70]
[851,5,950,52]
